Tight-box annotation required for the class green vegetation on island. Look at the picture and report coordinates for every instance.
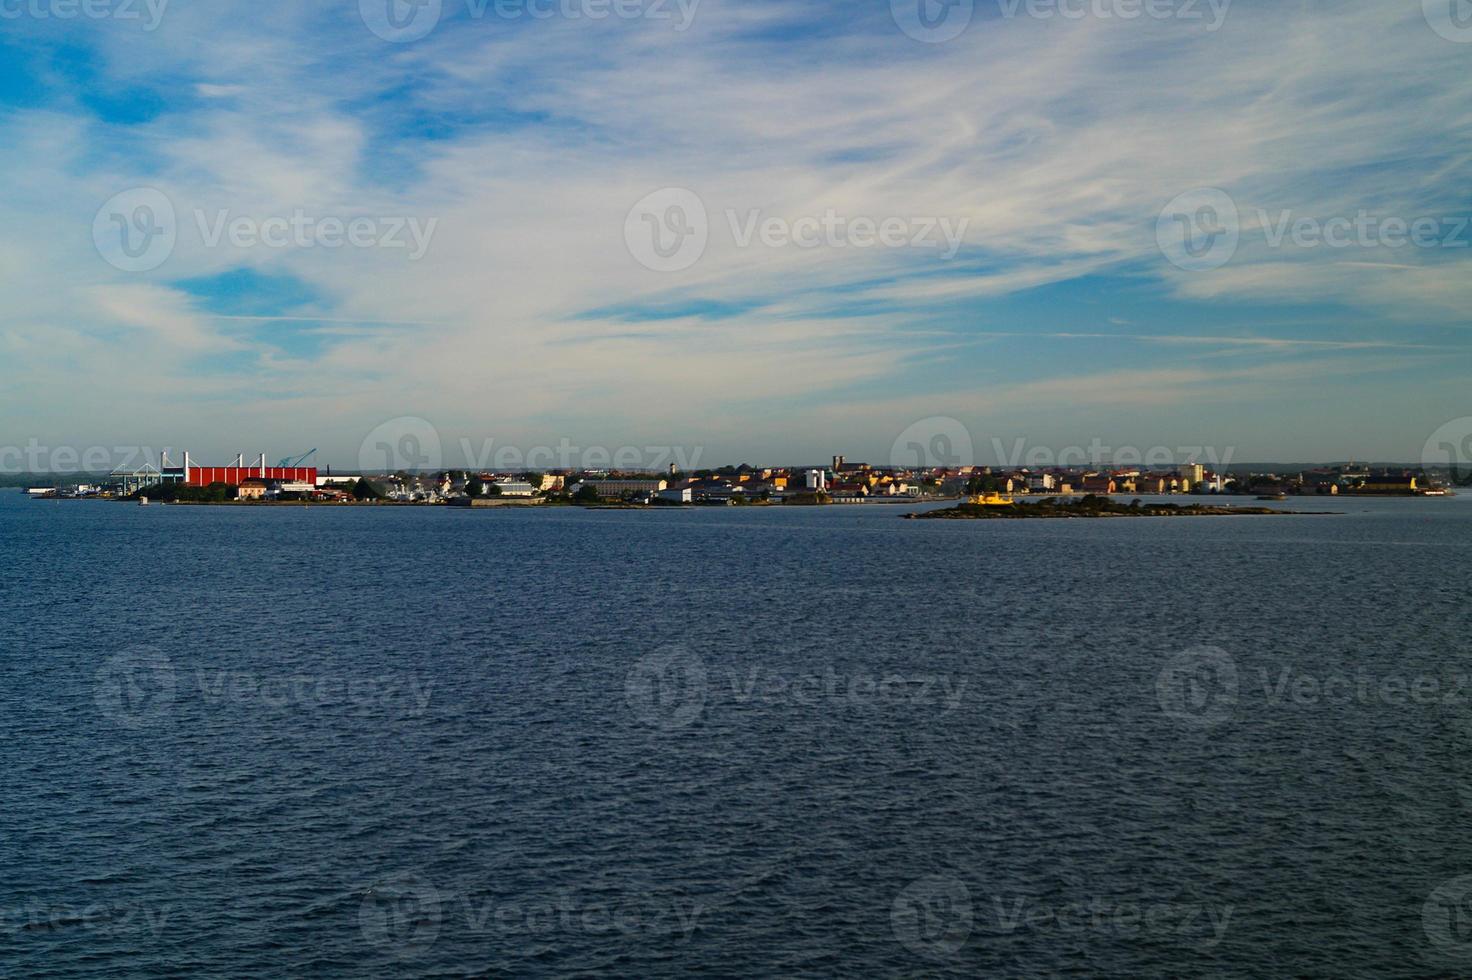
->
[908,494,1325,520]
[128,481,235,503]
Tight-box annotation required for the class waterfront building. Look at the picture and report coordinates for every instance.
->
[585,479,668,498]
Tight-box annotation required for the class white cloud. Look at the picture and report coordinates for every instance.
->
[0,0,1468,462]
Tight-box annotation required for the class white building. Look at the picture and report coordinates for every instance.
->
[493,481,537,498]
[805,469,827,491]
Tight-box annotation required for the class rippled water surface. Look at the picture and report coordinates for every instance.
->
[2,490,1471,977]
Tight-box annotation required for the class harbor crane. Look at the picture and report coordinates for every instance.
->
[277,449,318,468]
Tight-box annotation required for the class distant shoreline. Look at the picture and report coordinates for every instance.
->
[909,498,1339,520]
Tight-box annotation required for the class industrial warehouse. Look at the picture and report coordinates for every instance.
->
[103,450,337,500]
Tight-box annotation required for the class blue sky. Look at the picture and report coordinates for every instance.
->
[1,0,1469,469]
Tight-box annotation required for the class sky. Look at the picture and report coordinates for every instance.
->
[1,0,1470,472]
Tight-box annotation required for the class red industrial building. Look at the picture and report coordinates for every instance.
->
[161,451,317,488]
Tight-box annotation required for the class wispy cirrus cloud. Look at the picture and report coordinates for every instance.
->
[0,0,1467,463]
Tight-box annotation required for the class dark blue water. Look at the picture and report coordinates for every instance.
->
[2,489,1470,977]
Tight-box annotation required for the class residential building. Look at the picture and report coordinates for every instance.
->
[493,481,537,497]
[585,479,668,498]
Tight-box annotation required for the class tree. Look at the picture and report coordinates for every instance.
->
[574,484,600,503]
[465,476,486,498]
[486,482,502,497]
[352,477,383,501]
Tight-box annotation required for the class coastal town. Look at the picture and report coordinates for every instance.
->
[23,452,1454,504]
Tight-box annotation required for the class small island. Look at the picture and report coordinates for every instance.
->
[907,494,1331,520]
